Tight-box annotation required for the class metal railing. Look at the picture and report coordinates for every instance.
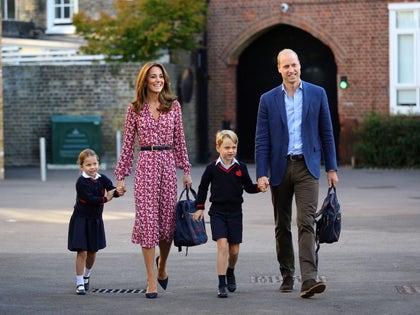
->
[1,48,109,65]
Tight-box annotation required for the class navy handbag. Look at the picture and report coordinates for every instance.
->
[174,187,207,254]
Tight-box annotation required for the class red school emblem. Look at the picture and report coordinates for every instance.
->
[235,169,242,177]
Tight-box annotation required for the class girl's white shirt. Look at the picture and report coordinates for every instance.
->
[81,171,101,179]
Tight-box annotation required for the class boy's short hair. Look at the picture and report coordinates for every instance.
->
[216,130,238,147]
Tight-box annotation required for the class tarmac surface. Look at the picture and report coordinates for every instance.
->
[1,165,420,315]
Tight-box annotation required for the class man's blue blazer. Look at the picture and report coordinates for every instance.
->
[255,81,338,186]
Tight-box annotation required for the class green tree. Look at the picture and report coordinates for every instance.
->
[73,0,207,62]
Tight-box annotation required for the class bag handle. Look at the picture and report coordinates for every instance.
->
[315,185,337,218]
[178,187,197,201]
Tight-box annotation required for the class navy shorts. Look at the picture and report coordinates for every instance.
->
[209,209,243,244]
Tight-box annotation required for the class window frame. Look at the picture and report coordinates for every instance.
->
[1,0,17,20]
[45,0,79,35]
[388,2,420,115]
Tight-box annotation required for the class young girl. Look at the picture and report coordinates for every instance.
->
[68,149,118,295]
[194,130,261,298]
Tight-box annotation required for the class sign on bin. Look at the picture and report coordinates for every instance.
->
[51,115,101,164]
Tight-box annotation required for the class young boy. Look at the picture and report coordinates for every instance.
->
[193,130,261,298]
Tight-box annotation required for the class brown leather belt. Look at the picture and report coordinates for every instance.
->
[140,145,172,151]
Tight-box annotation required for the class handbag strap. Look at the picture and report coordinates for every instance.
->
[178,187,197,201]
[315,185,337,219]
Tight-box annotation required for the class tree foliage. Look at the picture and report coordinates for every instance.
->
[73,0,207,62]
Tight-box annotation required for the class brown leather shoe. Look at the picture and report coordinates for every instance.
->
[279,276,294,292]
[300,279,326,298]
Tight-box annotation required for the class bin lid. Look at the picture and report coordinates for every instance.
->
[51,115,101,124]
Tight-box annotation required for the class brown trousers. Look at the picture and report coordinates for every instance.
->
[270,160,319,282]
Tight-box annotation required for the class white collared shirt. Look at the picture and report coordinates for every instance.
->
[82,171,101,179]
[216,157,239,170]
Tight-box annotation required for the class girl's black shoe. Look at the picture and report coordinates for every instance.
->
[217,286,228,298]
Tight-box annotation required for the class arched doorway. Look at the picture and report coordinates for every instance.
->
[236,24,339,162]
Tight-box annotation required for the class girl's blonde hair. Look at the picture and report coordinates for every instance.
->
[215,130,238,147]
[77,149,98,166]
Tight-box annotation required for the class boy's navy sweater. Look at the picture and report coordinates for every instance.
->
[196,160,259,211]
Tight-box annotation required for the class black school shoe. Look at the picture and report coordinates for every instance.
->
[83,276,90,291]
[217,286,228,298]
[76,284,86,295]
[226,271,236,292]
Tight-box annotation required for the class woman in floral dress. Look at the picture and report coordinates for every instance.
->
[115,62,192,299]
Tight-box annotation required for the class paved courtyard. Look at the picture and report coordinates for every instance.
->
[1,166,420,314]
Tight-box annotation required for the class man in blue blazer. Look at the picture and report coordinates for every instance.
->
[255,49,339,298]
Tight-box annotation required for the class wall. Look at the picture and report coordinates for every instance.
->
[0,17,4,179]
[2,63,198,167]
[79,0,116,18]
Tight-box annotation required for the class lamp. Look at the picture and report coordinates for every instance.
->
[339,76,348,89]
[281,3,290,13]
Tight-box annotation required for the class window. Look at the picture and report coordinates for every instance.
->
[45,0,78,34]
[54,0,73,24]
[389,3,420,114]
[1,0,16,20]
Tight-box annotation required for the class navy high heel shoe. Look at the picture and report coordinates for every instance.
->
[156,256,169,290]
[145,292,158,299]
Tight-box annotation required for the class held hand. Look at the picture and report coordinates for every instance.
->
[193,210,204,222]
[116,180,126,196]
[183,174,192,189]
[257,176,270,192]
[327,171,339,188]
[107,189,116,201]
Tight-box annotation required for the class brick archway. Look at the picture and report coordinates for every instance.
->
[221,17,346,67]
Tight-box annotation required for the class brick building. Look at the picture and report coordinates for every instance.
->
[205,0,420,164]
[1,0,420,168]
[0,19,3,179]
[1,0,114,37]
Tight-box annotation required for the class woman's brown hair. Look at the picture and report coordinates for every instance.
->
[131,62,176,115]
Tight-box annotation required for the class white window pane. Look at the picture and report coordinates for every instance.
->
[55,7,61,19]
[398,35,414,84]
[396,11,415,28]
[397,90,416,106]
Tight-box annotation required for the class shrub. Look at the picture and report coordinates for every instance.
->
[354,111,420,168]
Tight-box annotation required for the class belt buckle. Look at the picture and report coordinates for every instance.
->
[289,154,296,161]
[151,145,155,151]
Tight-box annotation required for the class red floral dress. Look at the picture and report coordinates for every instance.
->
[114,101,191,248]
